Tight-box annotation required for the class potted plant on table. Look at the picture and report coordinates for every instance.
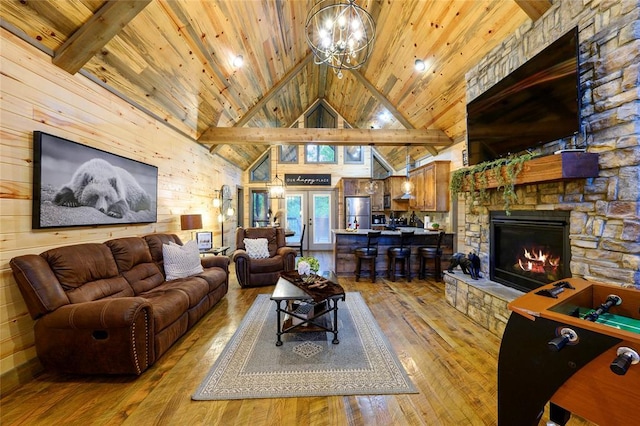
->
[297,256,320,283]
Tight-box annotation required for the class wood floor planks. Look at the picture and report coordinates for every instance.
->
[0,253,594,425]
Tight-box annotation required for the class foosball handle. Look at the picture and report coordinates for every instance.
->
[548,327,578,352]
[610,347,639,376]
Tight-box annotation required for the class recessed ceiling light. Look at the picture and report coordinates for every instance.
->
[232,55,244,68]
[414,59,426,72]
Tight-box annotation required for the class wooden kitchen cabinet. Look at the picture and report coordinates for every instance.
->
[384,176,409,212]
[408,161,450,211]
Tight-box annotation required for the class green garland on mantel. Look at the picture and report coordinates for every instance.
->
[450,152,537,215]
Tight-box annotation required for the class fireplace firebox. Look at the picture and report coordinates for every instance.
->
[490,211,571,293]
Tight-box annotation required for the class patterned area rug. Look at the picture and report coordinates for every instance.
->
[192,292,417,400]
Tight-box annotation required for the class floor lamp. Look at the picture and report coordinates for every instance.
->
[214,186,234,247]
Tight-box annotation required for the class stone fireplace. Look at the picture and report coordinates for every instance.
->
[445,1,639,337]
[490,210,571,293]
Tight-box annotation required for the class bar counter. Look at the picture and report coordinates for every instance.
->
[332,228,454,278]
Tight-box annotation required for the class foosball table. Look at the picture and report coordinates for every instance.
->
[498,278,639,425]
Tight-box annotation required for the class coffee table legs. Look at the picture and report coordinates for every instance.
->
[275,300,284,346]
[330,298,340,344]
[273,298,342,346]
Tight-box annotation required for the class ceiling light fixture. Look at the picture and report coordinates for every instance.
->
[305,0,376,79]
[414,59,426,72]
[232,54,244,68]
[401,145,414,195]
[268,109,286,199]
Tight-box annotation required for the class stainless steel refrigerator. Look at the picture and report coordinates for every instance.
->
[345,196,371,229]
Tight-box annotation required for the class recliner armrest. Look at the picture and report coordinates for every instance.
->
[35,297,154,375]
[201,255,230,271]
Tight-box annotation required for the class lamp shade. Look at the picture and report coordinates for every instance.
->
[180,214,202,231]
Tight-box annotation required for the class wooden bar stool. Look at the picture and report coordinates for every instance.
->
[418,231,445,281]
[387,231,414,282]
[354,231,381,282]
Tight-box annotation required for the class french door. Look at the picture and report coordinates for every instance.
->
[286,190,335,252]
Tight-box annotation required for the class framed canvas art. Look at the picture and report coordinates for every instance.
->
[33,131,158,229]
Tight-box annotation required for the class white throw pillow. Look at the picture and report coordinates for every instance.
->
[162,240,204,280]
[243,238,270,259]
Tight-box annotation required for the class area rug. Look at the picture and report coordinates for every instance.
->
[192,292,417,400]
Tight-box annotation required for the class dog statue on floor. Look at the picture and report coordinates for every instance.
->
[447,252,482,280]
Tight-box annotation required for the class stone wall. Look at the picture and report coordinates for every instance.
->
[460,0,639,288]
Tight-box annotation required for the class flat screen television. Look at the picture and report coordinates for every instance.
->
[466,27,580,166]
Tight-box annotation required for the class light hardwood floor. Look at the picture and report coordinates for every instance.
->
[1,252,593,426]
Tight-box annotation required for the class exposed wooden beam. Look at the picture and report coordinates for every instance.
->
[514,0,552,21]
[52,0,151,74]
[349,69,439,156]
[199,127,452,147]
[318,63,328,99]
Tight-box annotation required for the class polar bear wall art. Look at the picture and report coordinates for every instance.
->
[54,158,151,219]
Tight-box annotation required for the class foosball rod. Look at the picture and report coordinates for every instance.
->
[583,294,622,322]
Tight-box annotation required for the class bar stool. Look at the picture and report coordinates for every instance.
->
[418,231,445,281]
[387,231,414,282]
[354,231,381,282]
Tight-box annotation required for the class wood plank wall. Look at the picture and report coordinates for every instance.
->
[0,30,241,393]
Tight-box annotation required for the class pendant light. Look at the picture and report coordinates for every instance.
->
[268,108,285,199]
[364,145,378,194]
[401,145,414,195]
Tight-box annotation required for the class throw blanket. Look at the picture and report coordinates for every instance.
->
[279,271,345,303]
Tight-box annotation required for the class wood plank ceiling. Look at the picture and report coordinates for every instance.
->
[1,0,549,171]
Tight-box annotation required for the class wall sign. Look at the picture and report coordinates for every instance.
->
[284,174,331,186]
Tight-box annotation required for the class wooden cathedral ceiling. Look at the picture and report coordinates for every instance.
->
[1,0,550,171]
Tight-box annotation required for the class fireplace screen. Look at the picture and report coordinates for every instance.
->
[490,211,570,293]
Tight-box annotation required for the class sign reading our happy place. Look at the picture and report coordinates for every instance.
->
[284,174,331,186]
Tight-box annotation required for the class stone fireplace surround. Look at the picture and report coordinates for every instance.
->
[447,0,639,336]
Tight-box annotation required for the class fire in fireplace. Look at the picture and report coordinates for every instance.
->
[490,211,570,293]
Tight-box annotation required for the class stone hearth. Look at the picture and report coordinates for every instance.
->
[444,272,523,337]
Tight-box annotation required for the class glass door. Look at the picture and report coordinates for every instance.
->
[309,191,333,251]
[285,190,334,253]
[285,192,306,250]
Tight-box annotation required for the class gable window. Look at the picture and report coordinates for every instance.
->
[250,152,270,182]
[305,145,336,163]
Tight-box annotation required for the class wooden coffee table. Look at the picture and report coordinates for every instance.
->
[270,271,345,346]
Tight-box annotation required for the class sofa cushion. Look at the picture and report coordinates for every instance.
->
[150,277,210,308]
[243,238,270,259]
[105,237,166,294]
[249,255,287,274]
[139,288,190,332]
[144,233,182,263]
[162,240,204,280]
[196,268,228,293]
[41,244,134,303]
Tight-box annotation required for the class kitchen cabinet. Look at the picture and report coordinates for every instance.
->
[338,177,384,211]
[383,176,409,212]
[408,161,450,211]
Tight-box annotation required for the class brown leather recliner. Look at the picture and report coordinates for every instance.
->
[231,227,296,288]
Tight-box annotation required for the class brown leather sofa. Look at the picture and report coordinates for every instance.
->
[9,233,229,376]
[231,227,296,287]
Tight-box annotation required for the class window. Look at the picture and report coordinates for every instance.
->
[251,189,270,227]
[279,145,298,163]
[373,153,392,179]
[305,145,336,163]
[250,152,270,182]
[344,146,363,164]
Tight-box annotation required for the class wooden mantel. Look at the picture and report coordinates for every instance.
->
[462,152,599,190]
